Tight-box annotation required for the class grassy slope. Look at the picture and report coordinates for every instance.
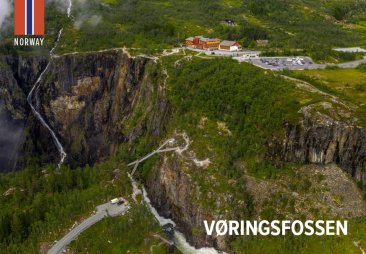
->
[293,68,366,106]
[285,66,366,127]
[53,0,366,60]
[163,56,301,180]
[158,56,300,216]
[0,158,178,254]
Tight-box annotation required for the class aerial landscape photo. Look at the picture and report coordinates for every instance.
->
[0,0,366,253]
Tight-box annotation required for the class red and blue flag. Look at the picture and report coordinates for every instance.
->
[14,0,44,35]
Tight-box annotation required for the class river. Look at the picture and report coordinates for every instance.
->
[142,188,225,254]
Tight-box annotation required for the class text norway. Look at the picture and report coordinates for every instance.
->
[14,37,45,46]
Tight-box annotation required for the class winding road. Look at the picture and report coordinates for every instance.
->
[47,136,188,254]
[47,203,128,254]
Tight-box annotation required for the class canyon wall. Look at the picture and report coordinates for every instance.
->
[0,55,49,171]
[268,113,366,184]
[147,155,242,252]
[1,51,365,252]
[33,50,170,167]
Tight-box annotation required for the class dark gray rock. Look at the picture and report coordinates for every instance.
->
[34,50,170,167]
[268,114,366,184]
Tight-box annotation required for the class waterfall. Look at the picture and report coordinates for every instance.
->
[27,0,72,168]
[142,188,225,254]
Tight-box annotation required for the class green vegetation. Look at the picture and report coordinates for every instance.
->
[284,67,366,126]
[165,57,300,177]
[131,56,303,216]
[1,0,366,252]
[1,51,364,254]
[293,68,366,106]
[0,159,131,253]
[70,204,180,253]
[329,0,366,21]
[1,0,366,60]
[158,55,366,253]
[0,157,178,253]
[55,0,366,60]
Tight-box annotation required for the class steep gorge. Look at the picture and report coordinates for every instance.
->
[33,50,170,168]
[0,51,170,170]
[0,51,366,252]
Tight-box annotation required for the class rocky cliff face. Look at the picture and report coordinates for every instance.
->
[269,111,366,184]
[0,51,169,170]
[0,55,49,171]
[147,154,239,252]
[0,56,48,120]
[0,56,48,119]
[32,50,170,167]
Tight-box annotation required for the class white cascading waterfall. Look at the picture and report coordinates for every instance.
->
[27,0,72,168]
[142,188,225,254]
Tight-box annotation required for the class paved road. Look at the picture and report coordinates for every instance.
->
[47,203,128,254]
[49,135,188,254]
[186,47,260,57]
[336,57,366,68]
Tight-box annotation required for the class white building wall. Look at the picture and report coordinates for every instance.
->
[230,46,239,51]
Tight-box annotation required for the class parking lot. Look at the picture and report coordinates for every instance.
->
[235,56,366,70]
[185,47,366,70]
[235,56,320,70]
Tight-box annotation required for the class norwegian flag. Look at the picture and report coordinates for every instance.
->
[14,0,44,35]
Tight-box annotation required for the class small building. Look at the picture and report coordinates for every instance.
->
[185,36,207,48]
[219,40,242,51]
[197,38,221,50]
[185,37,195,48]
